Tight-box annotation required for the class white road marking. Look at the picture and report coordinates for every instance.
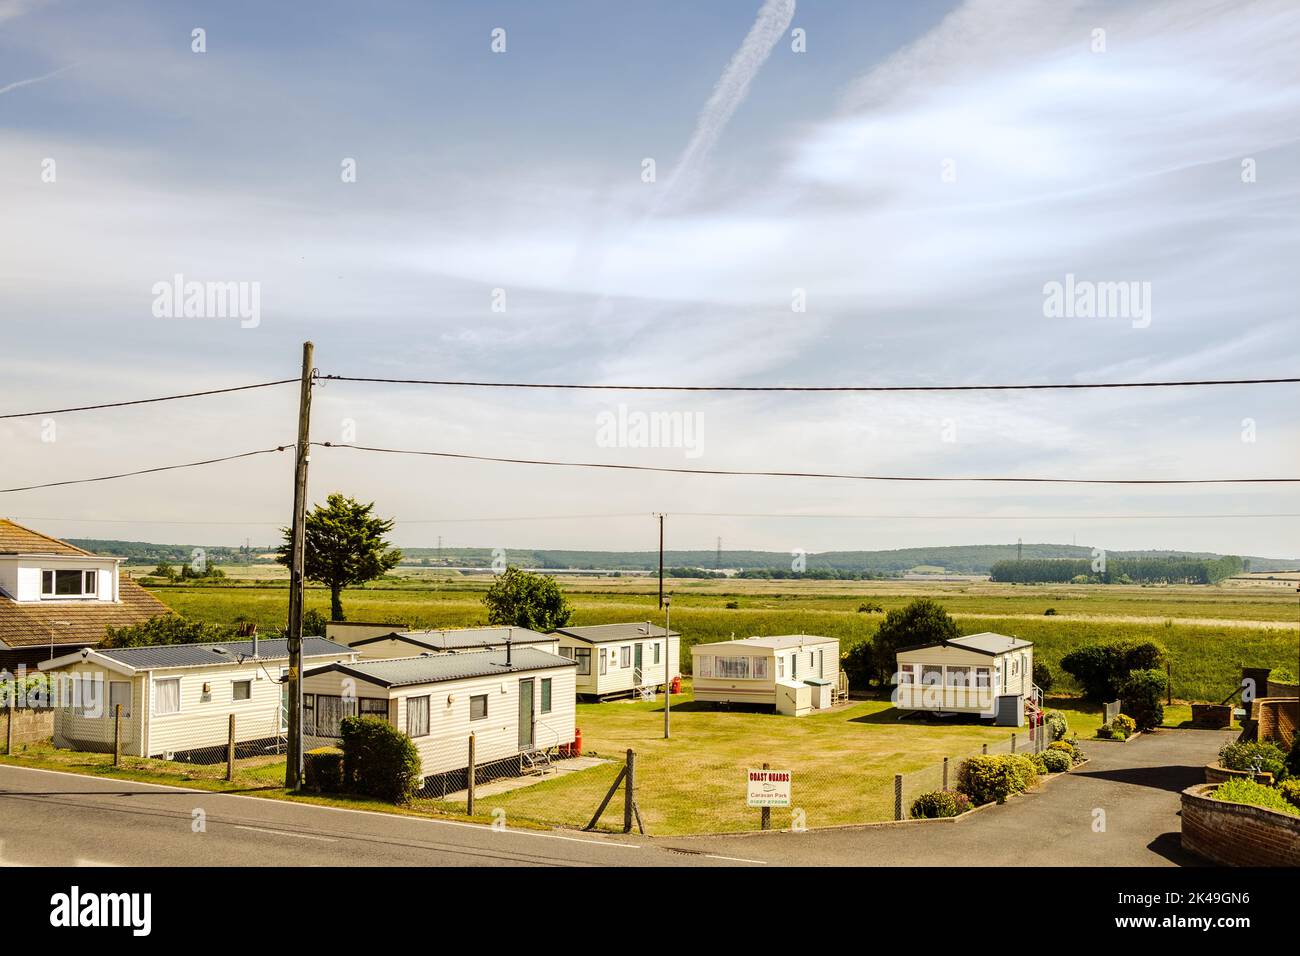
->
[703,853,767,864]
[232,825,336,842]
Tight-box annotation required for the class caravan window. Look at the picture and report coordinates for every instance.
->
[654,642,661,665]
[108,681,131,719]
[753,657,769,680]
[898,664,914,684]
[360,698,388,720]
[154,678,181,715]
[975,668,991,689]
[541,678,552,714]
[945,666,970,687]
[777,656,785,679]
[470,694,488,721]
[599,649,608,676]
[921,665,943,686]
[406,696,430,738]
[818,649,825,678]
[620,646,631,668]
[696,656,713,678]
[232,680,252,701]
[574,648,591,676]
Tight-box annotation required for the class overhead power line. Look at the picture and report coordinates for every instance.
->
[315,442,1300,485]
[319,374,1300,393]
[0,447,291,495]
[0,379,298,420]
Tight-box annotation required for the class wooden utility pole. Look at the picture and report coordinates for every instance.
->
[655,513,665,609]
[284,341,315,791]
[663,594,672,739]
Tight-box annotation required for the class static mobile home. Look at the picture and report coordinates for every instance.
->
[894,632,1038,727]
[692,635,841,714]
[302,647,577,786]
[38,637,357,758]
[344,626,559,661]
[552,622,680,700]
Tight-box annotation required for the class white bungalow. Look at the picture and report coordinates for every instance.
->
[692,635,841,715]
[551,622,680,700]
[302,647,577,789]
[894,632,1038,727]
[38,637,358,758]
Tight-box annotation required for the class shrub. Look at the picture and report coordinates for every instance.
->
[1097,724,1116,740]
[1064,737,1087,764]
[1043,608,1058,616]
[1060,640,1168,700]
[909,789,971,818]
[1280,779,1300,812]
[1042,710,1068,741]
[1288,735,1300,781]
[841,641,873,690]
[1112,713,1137,736]
[857,601,883,613]
[1211,778,1300,817]
[339,715,423,803]
[1218,741,1288,781]
[1049,740,1074,754]
[957,754,1038,805]
[303,746,344,792]
[1118,670,1166,731]
[1033,662,1055,694]
[725,600,740,610]
[1039,749,1071,773]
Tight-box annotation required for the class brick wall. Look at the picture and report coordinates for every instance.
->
[1181,783,1300,867]
[1253,697,1298,748]
[1,706,54,752]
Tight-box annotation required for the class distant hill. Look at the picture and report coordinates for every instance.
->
[69,538,1297,576]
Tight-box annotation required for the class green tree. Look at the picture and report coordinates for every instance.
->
[278,493,402,621]
[151,561,177,582]
[104,614,232,648]
[873,598,958,684]
[483,566,572,632]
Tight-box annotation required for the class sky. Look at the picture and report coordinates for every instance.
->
[1,0,1298,559]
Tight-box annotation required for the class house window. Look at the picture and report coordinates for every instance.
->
[599,650,608,676]
[946,666,971,687]
[574,647,591,676]
[921,665,943,686]
[41,569,98,598]
[620,646,631,668]
[1010,657,1018,677]
[975,667,991,689]
[696,655,713,678]
[232,680,252,701]
[653,643,661,665]
[791,654,798,678]
[541,678,552,714]
[108,680,131,719]
[304,694,316,735]
[818,649,825,678]
[406,695,430,737]
[898,664,914,684]
[470,694,488,721]
[753,657,769,680]
[359,698,388,720]
[154,678,181,716]
[559,647,574,659]
[777,656,785,679]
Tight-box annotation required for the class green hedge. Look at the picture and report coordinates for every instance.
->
[1211,778,1300,817]
[340,715,423,803]
[1219,741,1288,781]
[956,753,1040,805]
[909,789,972,818]
[304,746,344,793]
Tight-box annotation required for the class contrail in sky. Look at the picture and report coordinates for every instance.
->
[658,0,796,209]
[0,64,75,97]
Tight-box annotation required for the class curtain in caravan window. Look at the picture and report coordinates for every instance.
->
[314,695,356,738]
[752,657,769,680]
[154,678,181,716]
[696,656,713,678]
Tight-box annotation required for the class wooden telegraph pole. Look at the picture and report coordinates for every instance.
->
[284,341,315,791]
[656,513,665,609]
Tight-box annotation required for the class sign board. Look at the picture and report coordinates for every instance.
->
[746,768,792,808]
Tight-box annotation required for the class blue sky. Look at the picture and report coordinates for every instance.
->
[1,0,1298,558]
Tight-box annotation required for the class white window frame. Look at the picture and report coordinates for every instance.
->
[406,695,430,737]
[653,642,661,665]
[696,655,713,678]
[40,568,99,599]
[599,649,608,676]
[777,656,785,679]
[154,677,181,716]
[975,667,992,689]
[620,646,631,669]
[232,679,252,702]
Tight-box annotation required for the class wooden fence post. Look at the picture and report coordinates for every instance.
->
[6,696,14,756]
[981,742,987,755]
[760,762,771,831]
[894,773,903,821]
[226,713,236,782]
[942,756,949,791]
[1011,732,1017,753]
[113,704,122,767]
[467,733,476,815]
[623,749,635,834]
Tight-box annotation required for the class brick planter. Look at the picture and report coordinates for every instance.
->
[1191,703,1232,728]
[1205,763,1273,786]
[1181,783,1300,867]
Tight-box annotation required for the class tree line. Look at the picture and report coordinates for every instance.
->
[989,556,1243,585]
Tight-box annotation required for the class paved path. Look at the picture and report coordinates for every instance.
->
[662,728,1236,866]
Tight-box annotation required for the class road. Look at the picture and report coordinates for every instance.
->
[0,727,1231,867]
[0,765,750,867]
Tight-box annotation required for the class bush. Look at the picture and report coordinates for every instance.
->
[1280,779,1300,812]
[956,754,1038,806]
[303,746,344,792]
[725,600,740,610]
[857,601,883,613]
[1060,640,1168,700]
[1049,740,1074,755]
[841,641,873,690]
[1288,735,1300,781]
[1043,608,1058,616]
[1097,724,1116,739]
[1211,778,1300,817]
[1218,741,1288,781]
[1064,737,1087,764]
[1038,749,1071,773]
[909,789,971,818]
[339,715,423,803]
[1042,710,1068,741]
[1118,670,1166,731]
[1112,713,1137,736]
[1033,662,1055,694]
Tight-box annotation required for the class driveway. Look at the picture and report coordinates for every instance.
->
[661,728,1236,866]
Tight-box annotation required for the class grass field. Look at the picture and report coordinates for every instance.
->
[144,574,1300,703]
